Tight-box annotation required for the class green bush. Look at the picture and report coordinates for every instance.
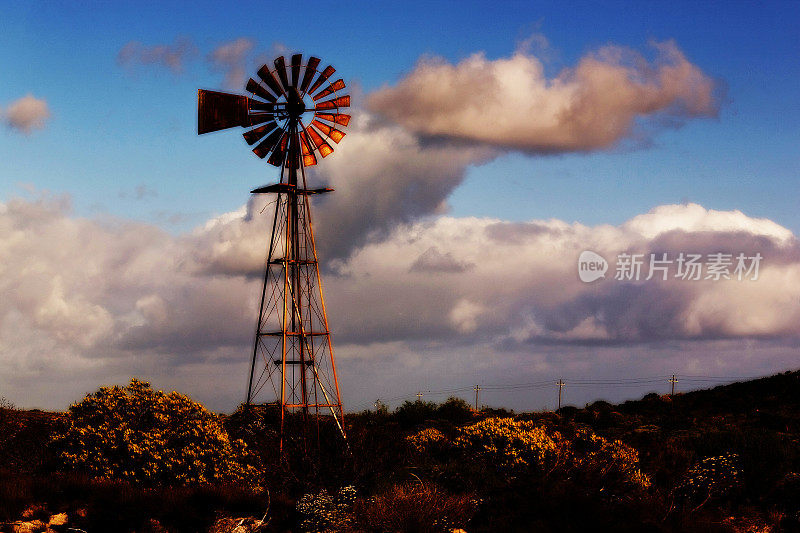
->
[52,379,259,485]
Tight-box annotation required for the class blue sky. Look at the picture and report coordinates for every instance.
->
[2,1,799,411]
[1,1,797,232]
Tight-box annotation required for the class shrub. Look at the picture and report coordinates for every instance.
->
[406,427,447,455]
[394,399,439,427]
[436,397,474,424]
[452,418,563,478]
[52,379,258,485]
[571,426,652,494]
[408,417,651,496]
[296,485,357,532]
[355,482,477,533]
[674,452,742,511]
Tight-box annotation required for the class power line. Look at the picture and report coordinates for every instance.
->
[349,372,776,412]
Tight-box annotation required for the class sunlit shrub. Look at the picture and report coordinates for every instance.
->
[406,427,447,454]
[571,426,652,493]
[452,418,562,477]
[407,417,650,495]
[52,378,258,485]
[296,485,357,532]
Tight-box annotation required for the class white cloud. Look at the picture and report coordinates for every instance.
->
[3,95,50,134]
[117,37,197,74]
[368,40,718,152]
[207,38,255,91]
[0,195,797,410]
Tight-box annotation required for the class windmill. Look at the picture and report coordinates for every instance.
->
[197,54,350,451]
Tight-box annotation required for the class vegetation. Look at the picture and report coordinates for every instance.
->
[0,371,799,532]
[52,379,259,485]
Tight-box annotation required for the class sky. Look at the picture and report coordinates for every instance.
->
[1,1,799,412]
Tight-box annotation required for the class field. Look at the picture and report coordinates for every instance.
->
[1,371,799,532]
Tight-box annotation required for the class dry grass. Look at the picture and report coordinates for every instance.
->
[354,481,476,533]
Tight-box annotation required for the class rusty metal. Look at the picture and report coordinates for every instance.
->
[197,54,351,452]
[197,90,249,134]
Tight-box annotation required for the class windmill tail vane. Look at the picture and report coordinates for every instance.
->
[197,54,350,451]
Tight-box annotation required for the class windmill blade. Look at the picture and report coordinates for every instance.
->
[311,119,345,143]
[291,54,302,88]
[274,56,291,93]
[245,113,273,127]
[300,56,321,93]
[267,131,289,166]
[314,95,350,111]
[312,79,346,101]
[246,78,277,103]
[257,64,285,96]
[308,65,335,95]
[299,130,317,167]
[314,112,351,126]
[248,98,275,112]
[197,89,250,134]
[253,127,285,159]
[243,121,278,145]
[305,124,334,157]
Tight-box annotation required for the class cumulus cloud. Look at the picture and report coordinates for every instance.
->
[3,95,50,134]
[195,110,497,261]
[117,37,197,74]
[207,38,255,91]
[323,203,799,346]
[1,195,796,411]
[304,112,496,257]
[368,40,718,152]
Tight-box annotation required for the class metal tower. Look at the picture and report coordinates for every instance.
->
[197,54,350,449]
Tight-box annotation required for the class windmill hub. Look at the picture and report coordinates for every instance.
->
[286,87,306,119]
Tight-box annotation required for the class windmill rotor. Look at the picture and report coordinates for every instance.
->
[198,54,351,169]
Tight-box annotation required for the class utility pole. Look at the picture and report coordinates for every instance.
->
[474,385,481,410]
[669,375,678,396]
[416,392,423,402]
[556,379,565,410]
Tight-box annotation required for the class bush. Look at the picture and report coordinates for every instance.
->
[52,379,258,485]
[570,426,652,495]
[452,418,562,478]
[296,485,357,532]
[674,453,741,512]
[436,397,474,424]
[355,482,477,533]
[408,417,651,496]
[394,399,439,427]
[406,427,447,455]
